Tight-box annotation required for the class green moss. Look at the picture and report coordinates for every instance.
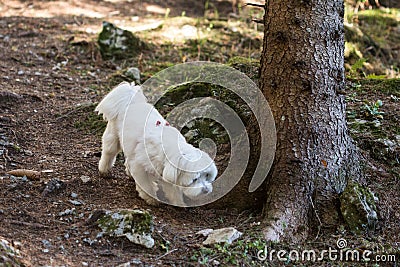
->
[344,8,399,76]
[346,78,399,168]
[191,232,268,266]
[154,82,252,146]
[98,21,148,60]
[97,209,154,248]
[357,78,400,96]
[72,103,106,136]
[357,9,399,28]
[227,56,260,82]
[340,181,378,234]
[97,209,153,235]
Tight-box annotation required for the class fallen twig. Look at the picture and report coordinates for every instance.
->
[242,3,265,8]
[156,248,178,260]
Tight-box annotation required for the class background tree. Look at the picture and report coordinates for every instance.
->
[259,0,362,242]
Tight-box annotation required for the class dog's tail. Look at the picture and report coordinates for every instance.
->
[95,82,147,121]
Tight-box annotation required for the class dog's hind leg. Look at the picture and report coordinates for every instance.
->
[99,122,121,176]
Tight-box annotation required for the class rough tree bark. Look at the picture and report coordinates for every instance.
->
[260,0,362,242]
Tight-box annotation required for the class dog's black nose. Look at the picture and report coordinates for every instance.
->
[202,186,211,194]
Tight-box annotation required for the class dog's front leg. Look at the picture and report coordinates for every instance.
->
[161,182,186,207]
[129,163,160,206]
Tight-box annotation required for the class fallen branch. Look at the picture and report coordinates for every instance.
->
[242,3,265,8]
[252,19,264,24]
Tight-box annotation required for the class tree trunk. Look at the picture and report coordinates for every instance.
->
[260,0,362,242]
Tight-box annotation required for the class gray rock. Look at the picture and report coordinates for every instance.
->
[97,209,154,248]
[68,200,84,206]
[124,67,141,85]
[200,227,242,245]
[196,228,213,237]
[98,21,147,60]
[80,175,91,183]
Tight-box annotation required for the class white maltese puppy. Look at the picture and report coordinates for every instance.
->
[95,82,217,206]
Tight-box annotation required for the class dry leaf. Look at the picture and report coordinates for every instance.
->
[321,160,328,168]
[7,169,41,180]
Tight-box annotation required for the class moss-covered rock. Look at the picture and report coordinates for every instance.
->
[109,67,141,85]
[98,21,147,60]
[97,209,154,248]
[340,181,378,234]
[154,82,252,147]
[227,56,260,83]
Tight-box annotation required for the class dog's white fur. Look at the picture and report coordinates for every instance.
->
[95,82,217,206]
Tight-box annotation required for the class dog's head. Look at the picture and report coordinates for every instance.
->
[162,145,217,200]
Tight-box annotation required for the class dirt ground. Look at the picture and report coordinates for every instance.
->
[0,0,399,266]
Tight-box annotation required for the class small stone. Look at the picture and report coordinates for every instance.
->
[71,192,78,198]
[69,200,84,206]
[202,227,242,245]
[371,120,381,128]
[354,119,367,124]
[123,67,141,85]
[196,228,214,237]
[42,239,51,248]
[59,208,75,216]
[80,175,91,183]
[116,259,143,267]
[23,150,33,156]
[83,238,96,246]
[42,179,64,196]
[212,259,220,265]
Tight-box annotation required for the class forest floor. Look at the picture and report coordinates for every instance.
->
[0,0,399,266]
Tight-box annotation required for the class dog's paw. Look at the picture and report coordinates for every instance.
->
[144,197,161,206]
[136,185,161,206]
[99,171,113,179]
